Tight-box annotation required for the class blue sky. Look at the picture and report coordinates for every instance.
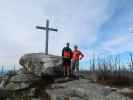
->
[0,0,133,69]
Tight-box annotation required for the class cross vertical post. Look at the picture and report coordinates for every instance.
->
[46,20,49,55]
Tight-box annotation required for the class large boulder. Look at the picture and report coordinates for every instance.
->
[19,53,63,77]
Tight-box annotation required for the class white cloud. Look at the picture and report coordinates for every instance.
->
[96,33,133,57]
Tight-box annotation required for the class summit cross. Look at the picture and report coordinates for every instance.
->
[36,19,58,55]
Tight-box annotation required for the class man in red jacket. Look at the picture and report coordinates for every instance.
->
[71,45,84,80]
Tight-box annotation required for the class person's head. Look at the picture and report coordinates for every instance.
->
[74,45,78,50]
[66,42,70,47]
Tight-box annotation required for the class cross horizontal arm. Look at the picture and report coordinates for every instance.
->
[49,28,58,32]
[36,26,58,32]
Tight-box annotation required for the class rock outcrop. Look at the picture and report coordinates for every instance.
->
[46,79,132,100]
[5,73,40,91]
[0,53,132,100]
[0,53,64,100]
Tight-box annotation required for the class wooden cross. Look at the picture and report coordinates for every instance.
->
[36,19,58,55]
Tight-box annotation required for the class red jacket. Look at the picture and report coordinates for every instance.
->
[72,50,84,61]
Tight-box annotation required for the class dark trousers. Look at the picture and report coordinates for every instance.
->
[63,60,71,77]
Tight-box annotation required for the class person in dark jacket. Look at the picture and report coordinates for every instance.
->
[62,42,73,77]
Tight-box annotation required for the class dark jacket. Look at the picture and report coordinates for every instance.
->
[62,47,72,61]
